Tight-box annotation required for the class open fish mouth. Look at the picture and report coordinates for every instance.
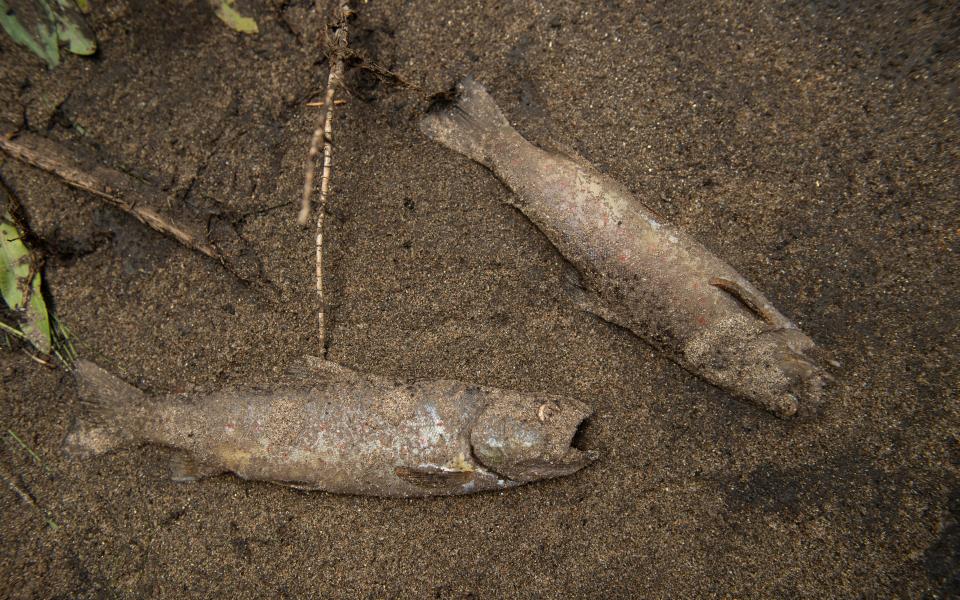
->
[538,403,599,477]
[535,398,596,465]
[565,411,599,465]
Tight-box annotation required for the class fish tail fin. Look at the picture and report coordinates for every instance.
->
[419,77,518,168]
[64,360,146,458]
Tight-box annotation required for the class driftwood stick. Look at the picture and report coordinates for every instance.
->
[0,121,263,285]
[0,121,219,259]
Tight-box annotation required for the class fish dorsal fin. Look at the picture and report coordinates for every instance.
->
[537,135,590,166]
[394,466,476,490]
[538,135,668,221]
[284,357,409,406]
[283,356,374,387]
[302,356,363,380]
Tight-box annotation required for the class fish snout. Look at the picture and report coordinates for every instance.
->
[772,351,829,419]
[470,397,596,483]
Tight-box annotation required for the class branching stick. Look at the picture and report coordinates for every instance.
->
[301,0,352,356]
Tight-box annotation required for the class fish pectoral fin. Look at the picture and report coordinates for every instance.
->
[169,453,223,483]
[708,277,783,328]
[562,265,618,323]
[394,466,476,490]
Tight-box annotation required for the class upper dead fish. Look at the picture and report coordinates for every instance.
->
[420,78,828,418]
[65,359,594,497]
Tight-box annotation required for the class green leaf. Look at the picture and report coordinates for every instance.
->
[210,0,258,34]
[0,210,50,354]
[73,0,89,14]
[0,218,31,308]
[0,0,95,67]
[52,0,95,55]
[0,0,60,67]
[25,267,50,352]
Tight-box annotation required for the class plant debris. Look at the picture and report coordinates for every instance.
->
[0,179,50,354]
[0,0,95,68]
[209,0,258,34]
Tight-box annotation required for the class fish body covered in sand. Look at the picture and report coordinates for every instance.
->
[65,360,594,497]
[420,78,827,418]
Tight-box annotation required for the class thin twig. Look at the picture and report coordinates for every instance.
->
[299,0,352,227]
[0,121,263,285]
[301,0,352,357]
[22,349,53,367]
[0,461,59,530]
[0,315,77,369]
[306,99,347,108]
[5,428,51,475]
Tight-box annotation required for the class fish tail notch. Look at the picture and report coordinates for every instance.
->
[420,77,516,168]
[64,360,146,458]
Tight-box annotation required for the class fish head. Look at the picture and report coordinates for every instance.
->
[686,315,832,419]
[469,393,596,483]
[738,327,831,419]
[764,329,831,418]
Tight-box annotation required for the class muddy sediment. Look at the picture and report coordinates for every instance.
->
[0,1,957,597]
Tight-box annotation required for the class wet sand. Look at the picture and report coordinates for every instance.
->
[1,0,957,597]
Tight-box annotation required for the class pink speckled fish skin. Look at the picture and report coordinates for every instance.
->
[65,360,594,497]
[420,78,827,418]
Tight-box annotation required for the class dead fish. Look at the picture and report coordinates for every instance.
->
[64,359,594,497]
[420,78,828,418]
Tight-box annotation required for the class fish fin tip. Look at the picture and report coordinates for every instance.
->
[276,481,321,492]
[395,466,475,490]
[74,360,145,416]
[169,453,222,483]
[286,356,371,386]
[420,76,514,168]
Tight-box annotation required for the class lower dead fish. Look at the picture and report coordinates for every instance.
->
[420,78,828,418]
[64,359,594,497]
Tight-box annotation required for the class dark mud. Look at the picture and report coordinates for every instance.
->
[1,0,957,597]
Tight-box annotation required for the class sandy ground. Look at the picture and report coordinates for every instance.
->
[0,0,957,597]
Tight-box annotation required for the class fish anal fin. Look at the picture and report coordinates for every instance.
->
[169,453,223,483]
[394,466,475,490]
[275,481,322,492]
